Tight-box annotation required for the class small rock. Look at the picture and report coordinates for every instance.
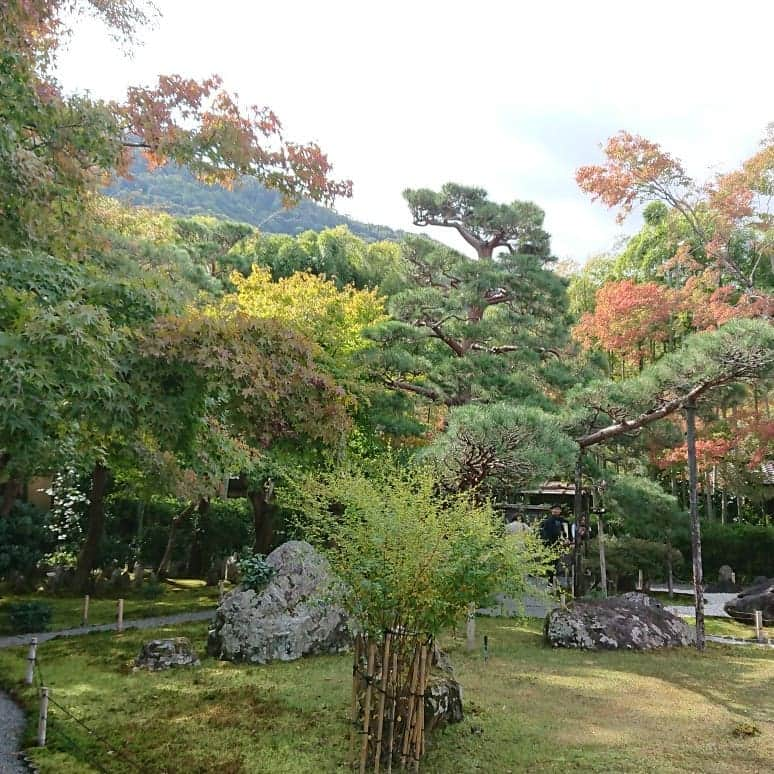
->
[135,638,200,671]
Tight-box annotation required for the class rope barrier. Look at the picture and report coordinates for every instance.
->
[31,650,146,772]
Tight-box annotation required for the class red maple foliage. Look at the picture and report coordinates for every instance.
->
[573,280,677,362]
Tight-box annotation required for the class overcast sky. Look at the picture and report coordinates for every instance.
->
[57,0,773,261]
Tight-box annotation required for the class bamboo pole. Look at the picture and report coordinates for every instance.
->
[414,645,427,770]
[386,649,398,774]
[374,634,392,773]
[359,640,377,774]
[349,635,362,765]
[400,647,421,768]
[25,638,37,686]
[37,687,49,747]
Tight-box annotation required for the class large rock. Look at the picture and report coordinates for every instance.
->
[724,578,774,625]
[207,541,351,664]
[544,593,695,650]
[135,638,200,670]
[424,647,463,732]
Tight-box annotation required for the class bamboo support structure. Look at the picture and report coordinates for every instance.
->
[400,648,421,768]
[374,634,392,773]
[386,649,398,774]
[350,635,362,765]
[359,640,377,774]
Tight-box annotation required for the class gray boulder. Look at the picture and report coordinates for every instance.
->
[135,638,199,670]
[425,646,463,731]
[207,541,351,664]
[545,594,695,650]
[724,578,774,625]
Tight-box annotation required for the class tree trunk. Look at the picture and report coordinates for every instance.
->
[157,501,197,577]
[249,489,275,554]
[573,454,584,597]
[720,489,727,525]
[704,473,714,521]
[596,511,607,598]
[186,499,209,577]
[1,477,20,518]
[685,401,705,651]
[74,463,110,592]
[667,536,674,599]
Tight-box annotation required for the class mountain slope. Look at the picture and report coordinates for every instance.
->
[104,162,403,242]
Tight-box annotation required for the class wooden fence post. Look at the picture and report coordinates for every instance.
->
[82,594,89,626]
[25,638,37,686]
[37,687,49,747]
[117,598,124,633]
[465,604,476,652]
[754,610,764,643]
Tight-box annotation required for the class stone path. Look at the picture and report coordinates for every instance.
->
[0,609,215,650]
[0,690,26,774]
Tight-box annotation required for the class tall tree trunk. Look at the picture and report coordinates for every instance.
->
[249,489,275,554]
[685,400,705,651]
[596,509,607,598]
[157,501,197,577]
[667,536,674,599]
[186,499,209,577]
[704,473,714,521]
[720,489,727,525]
[74,463,110,592]
[1,477,20,518]
[573,454,584,598]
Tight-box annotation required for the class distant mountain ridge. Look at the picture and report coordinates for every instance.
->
[104,160,404,242]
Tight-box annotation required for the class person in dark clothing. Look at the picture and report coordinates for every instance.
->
[540,505,569,583]
[539,505,568,546]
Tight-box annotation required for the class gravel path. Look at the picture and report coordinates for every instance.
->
[0,691,27,774]
[0,609,215,651]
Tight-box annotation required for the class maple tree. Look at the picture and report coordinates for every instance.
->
[1,0,351,254]
[573,280,677,369]
[576,129,773,309]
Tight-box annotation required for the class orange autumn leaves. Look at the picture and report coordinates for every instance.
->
[571,275,766,365]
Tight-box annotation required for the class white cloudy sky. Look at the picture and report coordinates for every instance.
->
[57,0,773,261]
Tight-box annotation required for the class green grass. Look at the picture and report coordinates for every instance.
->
[0,617,772,773]
[0,581,221,635]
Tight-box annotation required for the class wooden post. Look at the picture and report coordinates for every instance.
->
[400,648,421,768]
[685,399,705,651]
[117,598,124,633]
[414,645,427,771]
[349,635,362,765]
[637,569,644,591]
[597,517,608,598]
[386,649,398,774]
[465,604,476,652]
[359,640,377,774]
[754,610,764,643]
[37,687,49,747]
[573,453,584,597]
[25,638,37,686]
[81,594,89,626]
[374,634,392,773]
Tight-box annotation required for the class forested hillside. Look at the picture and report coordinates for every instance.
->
[105,157,404,242]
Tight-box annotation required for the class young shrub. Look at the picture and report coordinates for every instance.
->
[238,553,275,593]
[6,601,53,634]
[285,458,555,639]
